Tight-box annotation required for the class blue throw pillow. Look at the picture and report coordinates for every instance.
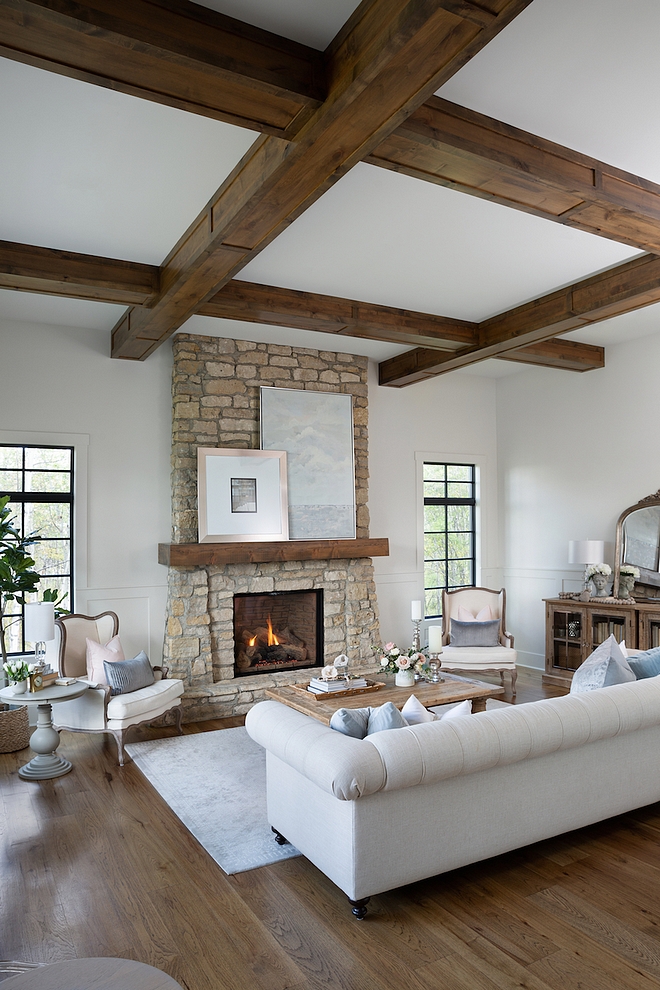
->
[450,618,500,647]
[103,651,154,695]
[570,635,635,693]
[366,701,408,735]
[329,707,371,739]
[628,646,660,679]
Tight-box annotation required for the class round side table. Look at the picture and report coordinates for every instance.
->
[0,681,88,780]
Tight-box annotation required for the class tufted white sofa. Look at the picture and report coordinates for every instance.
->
[246,678,660,917]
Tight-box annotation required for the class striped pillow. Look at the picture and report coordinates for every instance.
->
[103,651,154,695]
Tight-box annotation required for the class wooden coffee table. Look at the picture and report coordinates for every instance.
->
[266,672,505,725]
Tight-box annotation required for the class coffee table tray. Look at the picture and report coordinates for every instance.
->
[293,679,386,701]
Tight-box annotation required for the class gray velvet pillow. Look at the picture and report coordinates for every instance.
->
[366,702,408,735]
[103,651,154,695]
[450,618,500,647]
[329,706,371,739]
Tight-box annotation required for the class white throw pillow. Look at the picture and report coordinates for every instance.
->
[86,635,124,684]
[570,635,635,694]
[457,604,492,622]
[437,699,472,720]
[401,694,437,725]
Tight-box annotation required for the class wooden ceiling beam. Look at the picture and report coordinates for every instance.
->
[111,0,533,360]
[198,280,478,349]
[0,240,159,305]
[379,253,660,385]
[0,0,324,137]
[369,97,660,254]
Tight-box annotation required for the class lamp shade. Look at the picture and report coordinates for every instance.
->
[24,601,55,643]
[568,540,605,565]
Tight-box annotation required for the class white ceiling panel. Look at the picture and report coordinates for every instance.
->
[0,59,256,264]
[0,289,126,331]
[239,163,639,323]
[439,0,660,182]
[195,0,360,49]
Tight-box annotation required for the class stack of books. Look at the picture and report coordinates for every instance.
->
[307,676,368,695]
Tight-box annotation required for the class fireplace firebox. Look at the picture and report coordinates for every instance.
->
[234,589,324,676]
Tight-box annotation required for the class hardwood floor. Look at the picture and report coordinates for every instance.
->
[2,668,660,990]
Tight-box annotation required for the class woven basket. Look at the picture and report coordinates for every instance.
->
[0,702,30,753]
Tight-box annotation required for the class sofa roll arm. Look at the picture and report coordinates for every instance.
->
[246,701,386,800]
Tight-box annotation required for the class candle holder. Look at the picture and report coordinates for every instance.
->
[411,619,421,652]
[427,654,443,683]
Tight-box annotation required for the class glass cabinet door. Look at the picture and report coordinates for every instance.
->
[589,612,628,651]
[552,610,583,671]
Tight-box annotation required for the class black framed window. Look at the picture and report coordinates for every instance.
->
[423,462,476,619]
[0,444,74,654]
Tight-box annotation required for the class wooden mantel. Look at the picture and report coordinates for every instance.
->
[158,538,389,567]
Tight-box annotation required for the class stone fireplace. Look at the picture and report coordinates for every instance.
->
[161,332,382,721]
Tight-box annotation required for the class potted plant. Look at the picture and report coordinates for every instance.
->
[0,495,42,667]
[373,642,428,687]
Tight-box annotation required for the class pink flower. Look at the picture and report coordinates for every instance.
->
[396,656,411,669]
[384,642,395,651]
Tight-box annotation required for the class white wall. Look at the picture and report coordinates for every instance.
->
[0,319,172,663]
[368,362,500,648]
[497,329,660,668]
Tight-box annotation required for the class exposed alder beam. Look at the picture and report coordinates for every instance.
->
[198,280,478,349]
[369,97,660,254]
[497,339,604,372]
[111,0,533,360]
[0,0,324,137]
[379,253,660,385]
[0,240,159,305]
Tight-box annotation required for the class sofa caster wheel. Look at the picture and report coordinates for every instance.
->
[271,826,289,845]
[349,897,370,920]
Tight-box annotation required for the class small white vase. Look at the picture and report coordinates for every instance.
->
[395,669,415,687]
[10,679,27,695]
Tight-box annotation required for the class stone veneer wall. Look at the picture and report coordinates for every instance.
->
[163,332,381,721]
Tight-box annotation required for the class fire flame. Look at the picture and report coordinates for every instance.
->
[267,616,279,646]
[248,635,257,647]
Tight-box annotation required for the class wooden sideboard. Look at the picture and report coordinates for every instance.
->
[544,597,660,687]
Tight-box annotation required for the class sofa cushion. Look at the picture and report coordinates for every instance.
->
[570,635,635,693]
[86,635,124,684]
[450,618,500,647]
[627,646,660,679]
[104,651,154,695]
[106,677,183,721]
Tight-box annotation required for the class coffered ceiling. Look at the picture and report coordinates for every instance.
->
[1,0,659,382]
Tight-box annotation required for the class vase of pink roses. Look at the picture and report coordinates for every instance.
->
[373,642,427,687]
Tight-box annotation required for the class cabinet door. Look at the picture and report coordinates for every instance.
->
[587,609,635,652]
[638,612,660,651]
[548,606,584,672]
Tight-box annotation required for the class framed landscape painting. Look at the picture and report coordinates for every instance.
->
[197,447,288,542]
[260,387,356,540]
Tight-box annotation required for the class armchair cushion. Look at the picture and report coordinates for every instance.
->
[104,651,154,695]
[86,635,124,683]
[458,604,492,622]
[106,678,184,723]
[450,618,500,647]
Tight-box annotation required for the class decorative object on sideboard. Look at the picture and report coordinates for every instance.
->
[568,539,606,600]
[586,562,612,598]
[260,386,356,541]
[197,447,289,543]
[618,564,640,602]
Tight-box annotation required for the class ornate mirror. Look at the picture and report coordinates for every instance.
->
[613,491,660,598]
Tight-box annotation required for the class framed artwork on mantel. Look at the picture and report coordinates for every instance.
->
[260,386,356,540]
[197,447,289,543]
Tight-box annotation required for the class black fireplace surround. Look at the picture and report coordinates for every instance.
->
[233,589,324,676]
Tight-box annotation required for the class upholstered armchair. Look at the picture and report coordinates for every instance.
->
[52,611,184,766]
[440,587,517,694]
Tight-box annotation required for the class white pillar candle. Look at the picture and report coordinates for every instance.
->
[428,625,443,654]
[411,600,422,621]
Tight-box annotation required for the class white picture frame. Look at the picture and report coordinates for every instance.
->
[197,447,288,543]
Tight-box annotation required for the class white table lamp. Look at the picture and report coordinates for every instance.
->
[24,601,55,667]
[568,540,606,590]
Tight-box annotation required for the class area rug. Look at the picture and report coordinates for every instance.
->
[125,727,301,875]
